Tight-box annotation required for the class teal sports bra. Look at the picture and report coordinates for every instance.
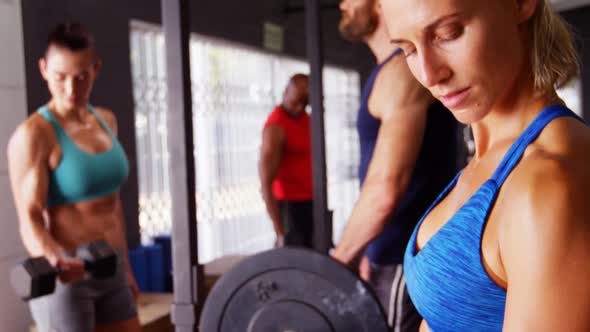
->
[38,105,129,207]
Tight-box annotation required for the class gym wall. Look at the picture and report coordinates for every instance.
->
[0,0,35,330]
[563,5,590,120]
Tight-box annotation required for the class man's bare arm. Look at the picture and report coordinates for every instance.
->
[259,124,285,237]
[334,56,433,263]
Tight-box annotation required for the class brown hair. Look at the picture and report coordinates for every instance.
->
[45,22,95,57]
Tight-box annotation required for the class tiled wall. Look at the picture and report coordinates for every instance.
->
[0,0,33,330]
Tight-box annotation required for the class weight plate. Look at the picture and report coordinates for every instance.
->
[200,247,388,332]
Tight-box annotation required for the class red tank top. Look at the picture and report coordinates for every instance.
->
[264,106,313,201]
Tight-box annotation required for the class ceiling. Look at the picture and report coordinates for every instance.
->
[286,0,339,6]
[285,0,590,12]
[549,0,590,11]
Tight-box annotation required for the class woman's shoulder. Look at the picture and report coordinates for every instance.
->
[502,118,590,228]
[538,113,590,151]
[8,110,56,160]
[15,108,55,141]
[92,106,117,133]
[516,114,590,180]
[92,106,115,120]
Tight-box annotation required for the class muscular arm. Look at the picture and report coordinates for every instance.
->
[502,160,590,331]
[8,121,63,264]
[259,124,285,236]
[333,56,433,264]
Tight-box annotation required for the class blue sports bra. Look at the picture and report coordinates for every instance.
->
[403,105,583,331]
[38,105,129,207]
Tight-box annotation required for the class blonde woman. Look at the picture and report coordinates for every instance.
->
[379,0,590,330]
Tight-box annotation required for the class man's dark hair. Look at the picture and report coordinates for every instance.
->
[45,22,95,56]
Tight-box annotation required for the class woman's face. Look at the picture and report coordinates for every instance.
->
[39,45,100,111]
[380,0,537,124]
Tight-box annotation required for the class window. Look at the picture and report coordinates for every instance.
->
[130,21,360,263]
[557,76,583,116]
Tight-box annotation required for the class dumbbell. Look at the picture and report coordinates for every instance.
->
[10,240,118,301]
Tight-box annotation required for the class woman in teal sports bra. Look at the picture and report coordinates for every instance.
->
[7,23,140,332]
[380,0,590,331]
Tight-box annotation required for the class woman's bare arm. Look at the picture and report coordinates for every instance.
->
[502,158,590,331]
[8,120,63,264]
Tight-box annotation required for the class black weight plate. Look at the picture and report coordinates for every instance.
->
[200,247,388,332]
[247,300,334,332]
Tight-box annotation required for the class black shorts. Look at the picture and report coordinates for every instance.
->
[369,263,422,332]
[278,200,314,249]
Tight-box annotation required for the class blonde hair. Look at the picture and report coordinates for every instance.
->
[530,0,579,93]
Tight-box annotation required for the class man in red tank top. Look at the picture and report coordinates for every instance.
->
[259,74,313,248]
